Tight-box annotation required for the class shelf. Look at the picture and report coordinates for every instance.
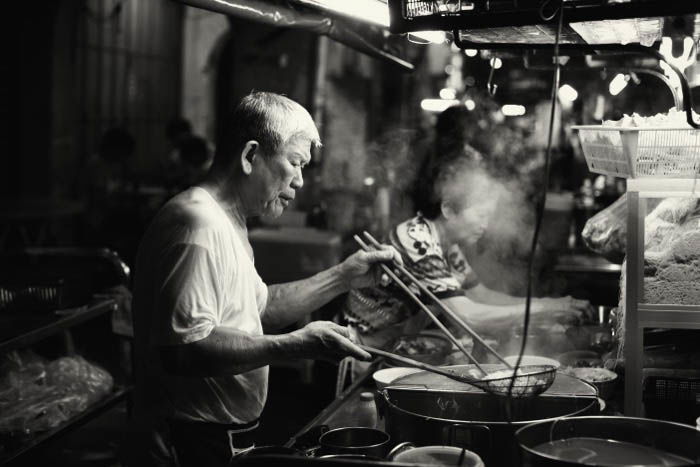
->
[627,178,700,197]
[0,299,116,353]
[637,304,700,329]
[0,385,132,465]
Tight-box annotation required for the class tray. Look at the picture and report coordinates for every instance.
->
[572,125,700,178]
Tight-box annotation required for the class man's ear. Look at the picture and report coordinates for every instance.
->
[441,201,455,219]
[240,141,259,175]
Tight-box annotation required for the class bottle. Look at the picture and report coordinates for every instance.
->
[355,391,378,428]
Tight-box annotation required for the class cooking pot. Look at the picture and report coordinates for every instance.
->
[318,427,391,458]
[383,367,599,466]
[388,442,485,466]
[516,415,700,466]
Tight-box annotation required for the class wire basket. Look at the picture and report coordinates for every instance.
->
[572,125,700,178]
[0,281,63,313]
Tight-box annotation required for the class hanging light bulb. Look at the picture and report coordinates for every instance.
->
[558,84,579,102]
[609,73,629,96]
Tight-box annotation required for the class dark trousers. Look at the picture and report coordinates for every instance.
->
[168,418,259,467]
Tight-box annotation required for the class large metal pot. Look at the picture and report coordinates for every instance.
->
[516,416,700,466]
[382,370,598,466]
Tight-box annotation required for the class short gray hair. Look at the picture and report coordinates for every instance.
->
[215,92,321,168]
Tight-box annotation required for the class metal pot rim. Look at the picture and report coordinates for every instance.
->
[515,415,700,462]
[319,427,390,450]
[382,389,598,426]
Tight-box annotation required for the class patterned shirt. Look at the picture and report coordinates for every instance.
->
[345,214,479,338]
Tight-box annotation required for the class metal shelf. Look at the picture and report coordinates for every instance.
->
[638,304,700,329]
[624,190,700,417]
[0,299,116,354]
[0,385,132,465]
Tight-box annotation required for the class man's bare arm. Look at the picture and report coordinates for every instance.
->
[160,321,371,377]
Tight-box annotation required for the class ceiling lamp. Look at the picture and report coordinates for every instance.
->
[609,73,629,96]
[501,104,526,116]
[558,84,579,102]
[421,98,460,112]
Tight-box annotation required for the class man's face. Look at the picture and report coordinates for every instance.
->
[255,137,311,218]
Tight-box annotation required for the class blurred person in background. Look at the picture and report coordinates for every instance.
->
[343,149,592,357]
[162,117,214,190]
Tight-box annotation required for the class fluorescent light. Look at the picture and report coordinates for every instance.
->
[409,31,447,44]
[501,104,526,117]
[297,0,390,27]
[421,99,459,113]
[465,99,476,111]
[558,84,578,102]
[609,73,628,96]
[363,176,375,186]
[464,49,478,57]
[439,88,457,100]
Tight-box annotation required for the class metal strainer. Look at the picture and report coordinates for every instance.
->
[362,346,556,398]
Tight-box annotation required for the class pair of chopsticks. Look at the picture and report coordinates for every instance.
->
[353,231,514,376]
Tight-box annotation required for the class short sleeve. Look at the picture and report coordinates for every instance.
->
[390,217,462,297]
[255,273,268,315]
[154,243,220,346]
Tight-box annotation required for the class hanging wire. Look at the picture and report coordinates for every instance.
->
[506,0,565,407]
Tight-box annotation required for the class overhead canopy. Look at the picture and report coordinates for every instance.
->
[176,0,414,71]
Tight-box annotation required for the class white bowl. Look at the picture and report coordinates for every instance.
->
[372,367,421,391]
[503,355,561,369]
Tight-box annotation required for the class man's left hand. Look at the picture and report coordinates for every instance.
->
[339,244,403,289]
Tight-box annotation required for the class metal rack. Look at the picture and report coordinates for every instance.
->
[624,178,700,416]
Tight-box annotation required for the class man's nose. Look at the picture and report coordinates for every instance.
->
[291,170,303,190]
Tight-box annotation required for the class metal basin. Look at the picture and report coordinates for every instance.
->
[383,369,598,466]
[516,416,700,466]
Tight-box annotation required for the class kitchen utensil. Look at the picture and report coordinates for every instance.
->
[388,442,484,467]
[516,416,700,466]
[318,427,391,458]
[362,345,556,398]
[382,373,599,466]
[355,233,557,394]
[360,232,510,369]
[504,355,561,369]
[353,235,487,375]
[562,367,618,400]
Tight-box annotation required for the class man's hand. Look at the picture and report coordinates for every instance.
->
[339,244,403,289]
[292,321,372,361]
[536,296,595,324]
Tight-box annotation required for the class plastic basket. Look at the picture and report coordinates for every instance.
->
[643,374,700,425]
[572,125,700,178]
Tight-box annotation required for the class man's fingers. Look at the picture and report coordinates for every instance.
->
[334,334,372,361]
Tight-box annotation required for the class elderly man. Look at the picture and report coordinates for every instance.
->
[130,92,399,466]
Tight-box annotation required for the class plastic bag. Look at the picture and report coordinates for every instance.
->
[0,353,113,436]
[582,196,698,262]
[582,193,627,263]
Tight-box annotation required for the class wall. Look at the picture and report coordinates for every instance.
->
[181,7,229,142]
[71,0,184,179]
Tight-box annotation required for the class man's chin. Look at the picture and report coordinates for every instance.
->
[261,207,284,219]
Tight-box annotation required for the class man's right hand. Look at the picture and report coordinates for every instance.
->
[292,321,372,361]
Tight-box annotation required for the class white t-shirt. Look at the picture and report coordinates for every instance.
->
[132,187,269,425]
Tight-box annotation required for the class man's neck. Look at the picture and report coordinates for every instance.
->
[198,174,249,225]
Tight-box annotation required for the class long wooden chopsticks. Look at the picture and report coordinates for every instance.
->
[359,230,513,370]
[353,235,487,376]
